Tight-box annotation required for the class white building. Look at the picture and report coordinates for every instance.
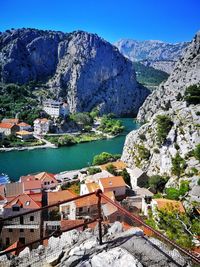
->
[43,100,69,118]
[33,118,52,135]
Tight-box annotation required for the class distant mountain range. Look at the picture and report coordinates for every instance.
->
[114,39,189,74]
[0,28,149,116]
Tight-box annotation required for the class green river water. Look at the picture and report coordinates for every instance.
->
[0,118,139,181]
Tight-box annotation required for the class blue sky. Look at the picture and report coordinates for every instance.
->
[1,0,200,43]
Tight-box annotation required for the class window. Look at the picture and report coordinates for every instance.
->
[19,237,25,244]
[20,229,24,232]
[79,207,83,212]
[44,182,47,185]
[25,201,30,206]
[6,237,10,246]
[12,206,20,212]
[8,229,13,233]
[30,216,34,221]
[51,181,54,183]
[30,229,34,233]
[20,216,24,225]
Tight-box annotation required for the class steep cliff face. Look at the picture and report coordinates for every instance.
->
[114,39,188,74]
[0,28,149,115]
[137,32,200,122]
[122,32,200,185]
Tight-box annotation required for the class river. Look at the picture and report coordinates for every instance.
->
[0,118,139,181]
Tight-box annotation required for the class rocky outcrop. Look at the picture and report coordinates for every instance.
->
[137,32,200,122]
[0,28,149,116]
[114,39,188,74]
[122,31,200,189]
[1,222,190,267]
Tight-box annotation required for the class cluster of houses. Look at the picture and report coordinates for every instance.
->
[0,117,54,142]
[0,160,195,255]
[0,100,70,143]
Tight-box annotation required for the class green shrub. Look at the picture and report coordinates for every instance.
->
[148,175,168,193]
[119,169,131,186]
[194,144,200,161]
[153,148,160,154]
[92,152,121,165]
[106,164,117,175]
[184,84,200,105]
[137,145,150,160]
[171,153,187,178]
[174,143,180,150]
[198,178,200,186]
[156,115,173,145]
[165,181,189,200]
[87,167,101,175]
[98,115,124,135]
[139,134,146,141]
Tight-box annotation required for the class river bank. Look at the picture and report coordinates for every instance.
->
[0,118,139,180]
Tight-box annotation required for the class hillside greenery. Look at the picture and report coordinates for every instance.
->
[133,62,169,87]
[184,84,200,105]
[156,115,173,145]
[92,152,121,165]
[97,115,124,135]
[0,83,48,124]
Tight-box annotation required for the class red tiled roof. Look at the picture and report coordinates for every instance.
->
[4,193,41,209]
[24,180,42,191]
[99,176,126,189]
[153,199,185,213]
[20,175,37,182]
[61,219,84,231]
[0,122,14,129]
[4,241,23,255]
[2,118,19,124]
[47,190,76,205]
[35,172,57,183]
[17,122,31,127]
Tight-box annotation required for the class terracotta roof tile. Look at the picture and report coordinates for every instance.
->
[47,190,76,205]
[4,193,41,209]
[17,122,31,127]
[0,122,15,129]
[2,118,19,124]
[153,199,185,213]
[86,182,100,193]
[99,176,126,189]
[16,130,33,135]
[61,219,84,231]
[24,180,42,191]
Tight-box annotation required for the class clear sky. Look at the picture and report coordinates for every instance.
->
[1,0,200,43]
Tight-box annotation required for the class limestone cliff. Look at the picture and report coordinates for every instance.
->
[0,28,149,116]
[115,39,188,74]
[122,32,200,189]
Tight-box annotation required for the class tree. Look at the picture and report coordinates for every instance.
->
[171,153,187,178]
[92,152,121,165]
[119,169,131,186]
[106,164,117,175]
[184,85,200,105]
[194,144,200,161]
[148,175,168,193]
[87,167,101,175]
[156,115,173,145]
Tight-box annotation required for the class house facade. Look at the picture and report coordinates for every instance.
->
[43,100,69,118]
[99,176,126,200]
[0,123,20,136]
[17,122,32,131]
[1,194,41,248]
[33,118,52,135]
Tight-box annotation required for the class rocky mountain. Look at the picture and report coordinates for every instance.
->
[1,222,190,267]
[122,31,200,189]
[115,39,189,74]
[0,28,149,116]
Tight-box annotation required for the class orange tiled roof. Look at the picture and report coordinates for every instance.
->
[4,193,41,209]
[100,161,127,170]
[24,180,42,191]
[20,175,37,182]
[2,118,19,124]
[4,241,23,255]
[74,191,115,208]
[0,194,5,201]
[99,176,126,189]
[35,172,57,182]
[61,219,84,231]
[86,182,100,193]
[35,118,49,123]
[154,199,185,213]
[0,122,15,129]
[17,122,31,127]
[47,189,77,205]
